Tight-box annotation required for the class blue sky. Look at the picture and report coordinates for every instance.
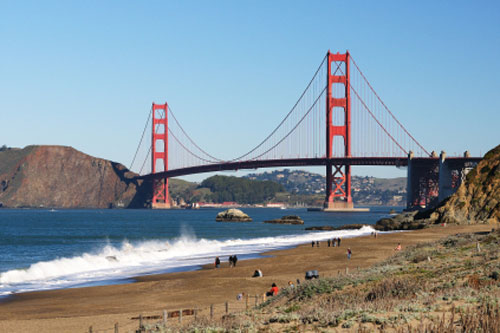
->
[1,1,499,182]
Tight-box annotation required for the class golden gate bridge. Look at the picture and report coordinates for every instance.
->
[129,51,480,210]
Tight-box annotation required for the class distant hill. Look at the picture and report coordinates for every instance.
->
[0,146,150,208]
[245,169,406,205]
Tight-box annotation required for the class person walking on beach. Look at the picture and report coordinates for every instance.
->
[215,256,221,268]
[233,255,238,267]
[338,237,342,247]
[332,238,337,247]
[327,239,331,247]
[347,248,352,260]
[316,241,320,247]
[395,243,402,251]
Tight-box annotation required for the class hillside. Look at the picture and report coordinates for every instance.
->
[0,146,150,208]
[172,228,500,332]
[245,169,406,205]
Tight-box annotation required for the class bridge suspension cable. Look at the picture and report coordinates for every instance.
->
[129,107,152,170]
[350,56,430,156]
[230,54,328,162]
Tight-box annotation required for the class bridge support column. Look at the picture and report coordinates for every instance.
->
[406,151,440,210]
[151,103,171,209]
[324,50,354,210]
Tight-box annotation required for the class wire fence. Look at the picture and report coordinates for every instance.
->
[85,293,268,333]
[84,266,365,333]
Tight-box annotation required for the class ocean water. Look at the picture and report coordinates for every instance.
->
[0,207,399,296]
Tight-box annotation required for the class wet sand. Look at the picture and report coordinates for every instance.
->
[0,224,492,332]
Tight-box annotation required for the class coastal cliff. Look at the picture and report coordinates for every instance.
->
[0,145,150,208]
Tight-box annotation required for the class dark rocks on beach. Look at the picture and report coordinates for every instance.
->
[305,223,368,231]
[264,215,304,225]
[374,211,429,231]
[215,208,252,222]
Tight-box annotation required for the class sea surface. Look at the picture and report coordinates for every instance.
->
[0,207,400,296]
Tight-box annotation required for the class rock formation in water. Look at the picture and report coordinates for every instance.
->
[264,215,304,225]
[215,208,252,222]
[0,145,151,208]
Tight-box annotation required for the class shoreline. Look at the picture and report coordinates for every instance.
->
[0,223,493,332]
[0,225,377,298]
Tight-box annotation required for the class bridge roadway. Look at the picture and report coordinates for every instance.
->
[138,156,482,180]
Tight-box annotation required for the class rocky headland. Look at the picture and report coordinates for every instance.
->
[0,145,150,208]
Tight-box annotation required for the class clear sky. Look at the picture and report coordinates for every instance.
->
[1,1,499,182]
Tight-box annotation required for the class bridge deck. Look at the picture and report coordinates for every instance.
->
[138,157,482,180]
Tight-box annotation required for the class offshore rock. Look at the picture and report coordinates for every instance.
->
[0,145,151,208]
[264,215,304,225]
[215,208,252,222]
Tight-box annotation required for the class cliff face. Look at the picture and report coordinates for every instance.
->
[0,146,150,208]
[434,145,500,224]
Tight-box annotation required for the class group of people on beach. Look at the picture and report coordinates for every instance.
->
[229,255,238,267]
[311,237,342,247]
[214,255,239,268]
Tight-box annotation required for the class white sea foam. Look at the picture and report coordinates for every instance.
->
[0,226,376,296]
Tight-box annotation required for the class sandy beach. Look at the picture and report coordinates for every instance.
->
[0,223,493,332]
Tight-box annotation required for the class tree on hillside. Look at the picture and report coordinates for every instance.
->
[200,175,284,204]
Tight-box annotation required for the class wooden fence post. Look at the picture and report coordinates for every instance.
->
[89,326,93,333]
[246,294,249,310]
[139,314,143,330]
[194,308,198,320]
[345,267,349,275]
[114,322,119,333]
[225,301,228,314]
[254,295,258,306]
[163,310,167,326]
[179,309,182,323]
[210,304,214,319]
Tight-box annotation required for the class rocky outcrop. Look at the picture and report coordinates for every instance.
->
[264,215,304,225]
[0,145,151,208]
[305,224,368,231]
[215,208,252,222]
[375,211,428,231]
[375,145,500,229]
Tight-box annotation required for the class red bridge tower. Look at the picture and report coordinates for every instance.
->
[324,51,353,210]
[151,103,171,209]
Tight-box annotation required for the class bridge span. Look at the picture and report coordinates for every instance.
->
[130,50,482,210]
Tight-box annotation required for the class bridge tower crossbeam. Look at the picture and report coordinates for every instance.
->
[324,51,353,210]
